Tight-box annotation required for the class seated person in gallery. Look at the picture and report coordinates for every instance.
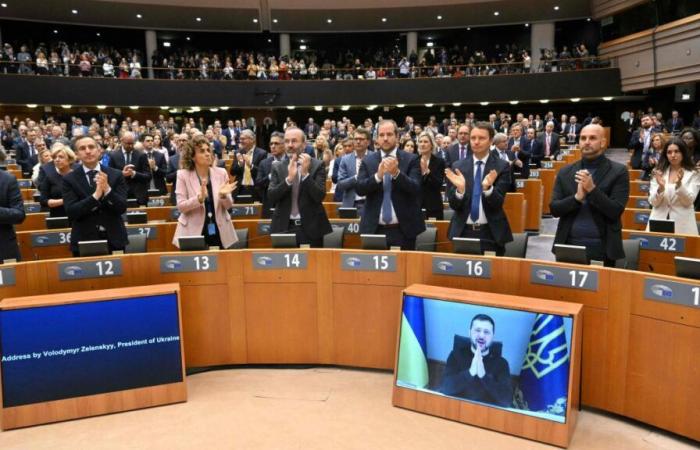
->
[439,314,513,407]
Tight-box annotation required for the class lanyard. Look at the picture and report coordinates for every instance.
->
[195,169,214,222]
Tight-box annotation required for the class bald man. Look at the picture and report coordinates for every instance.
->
[550,124,629,266]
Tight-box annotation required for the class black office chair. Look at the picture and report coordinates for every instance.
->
[615,239,641,270]
[125,234,148,254]
[416,227,437,252]
[504,233,529,258]
[230,228,249,249]
[323,226,345,249]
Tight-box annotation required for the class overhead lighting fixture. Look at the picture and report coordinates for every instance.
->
[159,106,169,109]
[525,23,529,27]
[396,104,405,108]
[467,27,471,31]
[163,42,171,47]
[136,13,142,19]
[427,42,434,47]
[587,17,591,22]
[570,98,581,102]
[381,18,387,22]
[314,106,323,111]
[26,104,37,108]
[300,39,305,43]
[71,9,78,14]
[96,32,101,37]
[539,99,550,104]
[273,18,278,23]
[191,106,201,112]
[493,11,499,16]
[96,105,107,109]
[510,100,519,105]
[267,39,272,43]
[437,15,442,20]
[602,96,613,101]
[424,103,434,108]
[210,108,219,112]
[196,17,202,22]
[326,18,332,23]
[186,36,191,41]
[681,93,691,101]
[61,104,72,109]
[253,18,258,23]
[53,29,58,34]
[554,6,560,11]
[341,105,350,111]
[287,106,295,110]
[220,106,229,110]
[169,109,179,114]
[0,4,7,8]
[366,105,378,110]
[452,102,462,107]
[299,45,307,50]
[129,106,139,110]
[480,102,489,106]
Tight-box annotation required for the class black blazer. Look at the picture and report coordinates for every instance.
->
[627,129,649,170]
[356,149,426,239]
[38,162,68,217]
[534,132,561,165]
[445,142,470,168]
[230,146,268,199]
[447,155,513,246]
[549,157,629,260]
[420,154,446,215]
[255,155,287,219]
[0,170,25,261]
[108,148,152,205]
[62,165,129,254]
[508,136,531,179]
[166,153,180,204]
[145,151,168,195]
[267,156,332,240]
[15,141,37,174]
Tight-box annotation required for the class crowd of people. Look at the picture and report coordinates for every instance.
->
[0,36,605,80]
[1,106,698,264]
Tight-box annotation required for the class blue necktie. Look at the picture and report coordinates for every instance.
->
[381,156,393,224]
[470,161,483,222]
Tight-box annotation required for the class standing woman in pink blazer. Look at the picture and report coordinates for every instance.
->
[172,135,238,249]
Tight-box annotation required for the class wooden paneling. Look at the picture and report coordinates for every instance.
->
[516,179,542,231]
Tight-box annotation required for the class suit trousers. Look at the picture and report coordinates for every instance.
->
[288,222,324,248]
[458,223,505,256]
[377,225,416,251]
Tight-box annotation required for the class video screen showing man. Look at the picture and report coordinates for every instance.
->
[439,314,513,407]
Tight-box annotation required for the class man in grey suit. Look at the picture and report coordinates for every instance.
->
[268,127,331,247]
[336,127,372,215]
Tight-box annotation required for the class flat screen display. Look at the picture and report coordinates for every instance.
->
[396,295,573,423]
[1,294,183,408]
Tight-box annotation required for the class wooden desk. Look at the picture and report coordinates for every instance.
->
[516,178,543,231]
[623,229,700,275]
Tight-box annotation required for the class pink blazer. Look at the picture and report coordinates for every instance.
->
[172,167,238,249]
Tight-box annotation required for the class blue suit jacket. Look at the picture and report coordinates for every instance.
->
[336,153,361,207]
[356,149,426,239]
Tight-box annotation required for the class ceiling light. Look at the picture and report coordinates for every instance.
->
[53,29,58,34]
[396,104,405,108]
[300,45,307,50]
[587,17,591,22]
[273,18,278,23]
[267,39,272,43]
[341,105,350,111]
[510,100,519,105]
[554,6,560,11]
[300,39,305,43]
[452,102,461,107]
[381,18,387,22]
[366,105,378,110]
[210,108,219,112]
[570,98,581,102]
[539,99,549,104]
[186,36,191,41]
[96,32,101,37]
[159,106,169,109]
[129,106,139,110]
[427,42,434,47]
[196,17,202,22]
[136,14,142,19]
[467,27,471,31]
[493,11,499,16]
[61,104,72,109]
[0,4,7,8]
[424,103,434,108]
[287,106,296,110]
[480,102,489,106]
[437,15,442,20]
[191,107,201,112]
[602,97,613,101]
[326,18,332,23]
[525,23,529,27]
[220,106,229,110]
[163,42,171,47]
[97,105,107,109]
[253,18,258,23]
[71,9,78,14]
[26,104,37,108]
[314,106,323,111]
[681,93,691,101]
[169,109,179,114]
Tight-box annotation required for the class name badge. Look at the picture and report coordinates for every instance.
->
[126,227,158,240]
[58,259,122,281]
[530,264,598,291]
[529,170,540,179]
[253,252,307,269]
[31,231,71,247]
[515,180,525,189]
[644,278,700,308]
[0,267,17,286]
[160,254,217,273]
[432,257,491,279]
[230,205,258,217]
[342,253,396,272]
[628,234,685,253]
[334,221,360,235]
[541,161,554,169]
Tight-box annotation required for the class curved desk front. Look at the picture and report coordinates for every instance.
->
[0,249,697,441]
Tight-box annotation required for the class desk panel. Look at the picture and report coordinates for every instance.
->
[516,179,543,231]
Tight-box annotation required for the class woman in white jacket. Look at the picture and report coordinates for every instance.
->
[647,137,700,235]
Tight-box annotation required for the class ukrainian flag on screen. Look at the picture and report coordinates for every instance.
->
[397,295,428,388]
[519,314,570,415]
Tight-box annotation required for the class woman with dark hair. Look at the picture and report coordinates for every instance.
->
[417,131,446,220]
[647,138,700,235]
[641,132,665,181]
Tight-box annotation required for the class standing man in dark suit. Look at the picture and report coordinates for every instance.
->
[550,124,629,266]
[491,133,517,192]
[445,122,513,255]
[0,168,25,261]
[628,114,654,170]
[165,134,187,205]
[533,121,560,166]
[142,133,168,195]
[625,112,639,141]
[356,119,425,250]
[507,124,530,180]
[565,116,581,144]
[16,128,38,175]
[521,127,540,174]
[337,127,372,215]
[63,136,129,256]
[108,132,151,206]
[666,110,684,134]
[255,132,286,219]
[230,129,268,202]
[223,120,238,151]
[446,124,471,167]
[304,118,320,140]
[268,127,332,247]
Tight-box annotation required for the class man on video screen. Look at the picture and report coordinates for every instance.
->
[439,314,513,407]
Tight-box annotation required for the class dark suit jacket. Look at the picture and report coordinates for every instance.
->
[108,148,152,205]
[15,140,37,174]
[534,132,560,165]
[145,150,168,195]
[420,154,446,215]
[564,123,582,142]
[549,156,629,260]
[507,136,530,179]
[491,149,518,192]
[255,155,287,219]
[38,162,68,217]
[356,149,426,239]
[0,170,25,261]
[62,165,129,254]
[268,156,332,240]
[446,155,513,246]
[166,153,180,204]
[666,118,684,133]
[446,142,470,168]
[627,129,650,170]
[230,146,268,200]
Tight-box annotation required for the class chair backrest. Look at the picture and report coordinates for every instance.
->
[125,234,148,254]
[615,239,640,270]
[416,227,437,252]
[323,226,345,249]
[504,232,529,258]
[230,228,249,249]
